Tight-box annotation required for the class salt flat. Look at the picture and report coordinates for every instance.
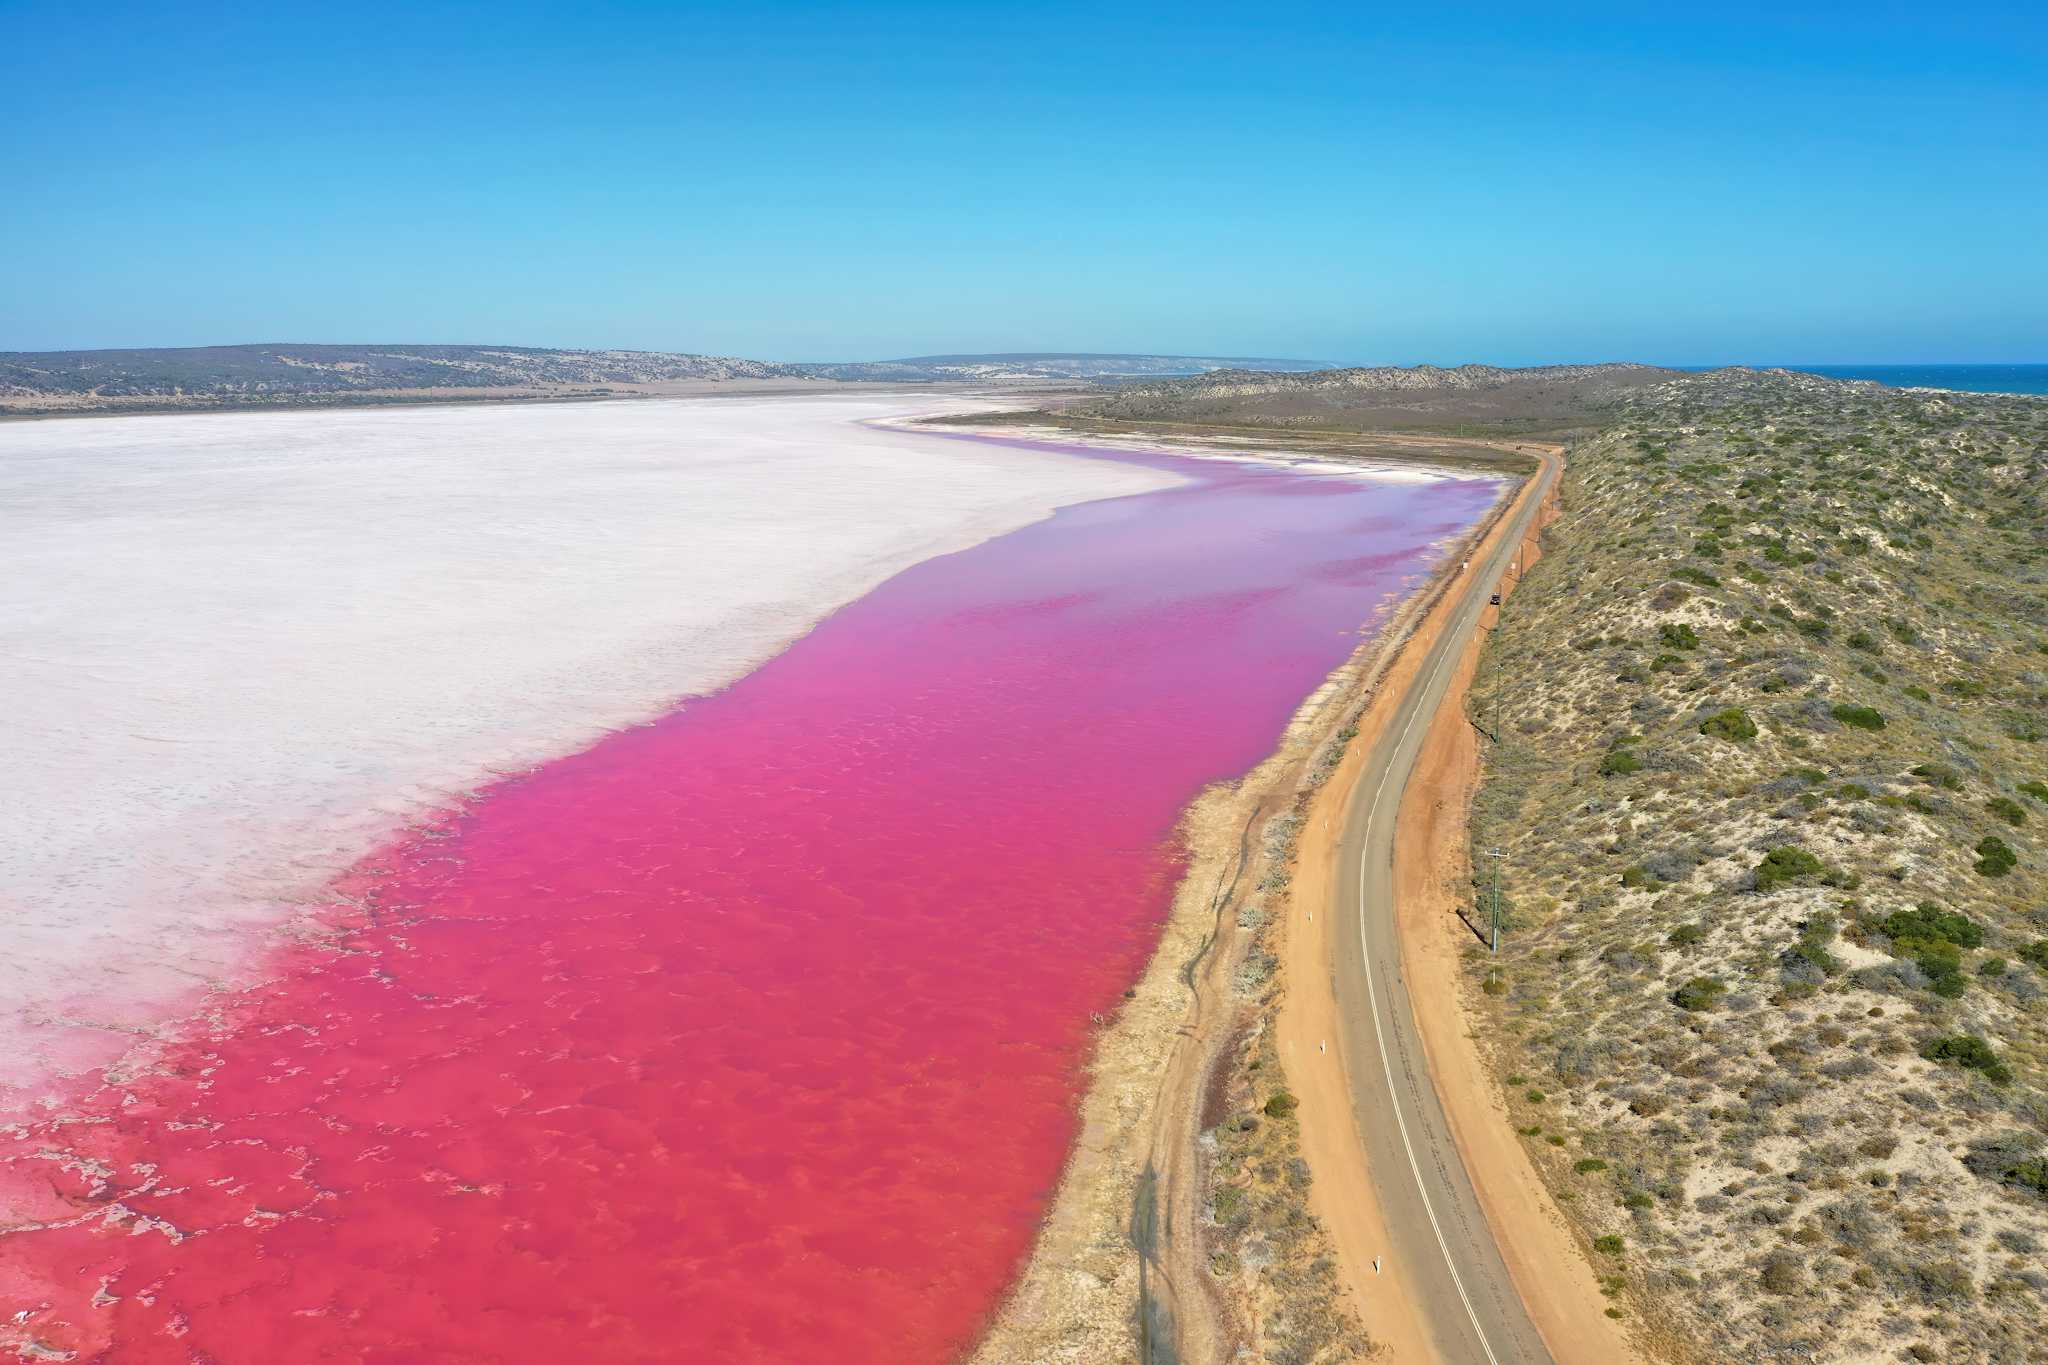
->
[0,394,1177,1101]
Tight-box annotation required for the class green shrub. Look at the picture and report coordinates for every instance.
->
[2020,940,2048,972]
[1903,685,1933,702]
[1621,865,1654,890]
[1755,846,1825,891]
[1911,762,1963,790]
[1879,904,1984,949]
[1963,1132,2048,1201]
[1673,977,1727,1011]
[1263,1091,1299,1119]
[1786,913,1843,978]
[1831,703,1886,731]
[1988,796,2028,826]
[1594,1233,1624,1254]
[1916,942,1968,998]
[1660,622,1701,650]
[1576,1158,1610,1175]
[1599,748,1643,776]
[1700,707,1758,742]
[1921,1034,2012,1085]
[1667,923,1705,948]
[2019,780,2048,803]
[1760,1256,1803,1295]
[1975,836,2017,878]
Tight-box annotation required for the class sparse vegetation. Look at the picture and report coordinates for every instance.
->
[1460,370,2048,1364]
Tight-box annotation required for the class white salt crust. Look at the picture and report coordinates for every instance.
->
[0,394,1179,1099]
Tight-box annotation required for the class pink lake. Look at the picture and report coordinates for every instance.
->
[0,436,1498,1363]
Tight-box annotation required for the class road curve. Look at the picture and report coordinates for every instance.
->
[1328,454,1560,1365]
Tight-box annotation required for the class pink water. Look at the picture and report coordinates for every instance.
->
[0,438,1496,1363]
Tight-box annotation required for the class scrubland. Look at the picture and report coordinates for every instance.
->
[1464,372,2048,1363]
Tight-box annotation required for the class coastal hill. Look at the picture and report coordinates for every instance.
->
[1466,369,2047,1360]
[1070,361,1685,436]
[0,344,804,413]
[789,352,1325,382]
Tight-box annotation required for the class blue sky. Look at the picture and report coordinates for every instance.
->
[4,1,2044,363]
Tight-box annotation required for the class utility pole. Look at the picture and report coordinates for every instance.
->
[1487,846,1505,955]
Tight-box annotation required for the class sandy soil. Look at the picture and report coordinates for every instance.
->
[965,769,1267,1365]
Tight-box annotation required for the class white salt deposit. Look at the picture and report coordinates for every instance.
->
[0,394,1177,1099]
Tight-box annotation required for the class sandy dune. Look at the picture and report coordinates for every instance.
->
[0,394,1175,1102]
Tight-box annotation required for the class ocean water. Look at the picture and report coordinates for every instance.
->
[1783,364,2048,395]
[0,437,1498,1363]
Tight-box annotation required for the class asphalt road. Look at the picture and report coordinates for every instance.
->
[1329,455,1560,1365]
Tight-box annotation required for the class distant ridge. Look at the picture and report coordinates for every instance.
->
[0,344,1339,414]
[791,353,1327,382]
[1071,361,1685,436]
[0,344,801,409]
